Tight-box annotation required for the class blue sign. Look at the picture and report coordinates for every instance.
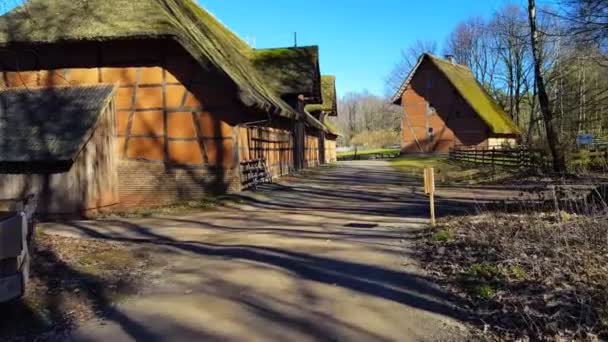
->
[576,134,594,145]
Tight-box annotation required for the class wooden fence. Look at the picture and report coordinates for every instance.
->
[450,145,608,171]
[571,146,608,170]
[449,146,538,168]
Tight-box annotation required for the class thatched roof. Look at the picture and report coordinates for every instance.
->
[392,54,520,135]
[322,117,339,136]
[0,0,298,118]
[305,75,337,116]
[252,46,321,99]
[0,85,114,164]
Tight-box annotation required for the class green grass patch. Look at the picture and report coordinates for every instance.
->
[389,155,465,182]
[337,148,400,158]
[473,284,497,299]
[389,155,519,184]
[466,263,503,280]
[431,229,453,242]
[508,265,527,280]
[459,263,502,300]
[390,155,451,169]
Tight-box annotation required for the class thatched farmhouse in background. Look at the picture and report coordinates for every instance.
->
[0,0,338,215]
[306,75,339,163]
[392,53,520,154]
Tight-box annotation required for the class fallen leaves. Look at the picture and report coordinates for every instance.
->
[0,233,152,341]
[417,211,608,341]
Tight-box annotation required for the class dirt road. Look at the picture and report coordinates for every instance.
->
[43,161,474,341]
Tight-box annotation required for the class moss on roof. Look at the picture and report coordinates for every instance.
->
[322,117,339,136]
[303,111,328,132]
[251,46,321,99]
[0,0,296,118]
[427,54,520,135]
[305,75,337,116]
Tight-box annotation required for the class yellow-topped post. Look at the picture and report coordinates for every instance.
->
[424,167,436,226]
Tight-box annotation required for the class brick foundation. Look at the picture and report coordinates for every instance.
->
[116,160,239,209]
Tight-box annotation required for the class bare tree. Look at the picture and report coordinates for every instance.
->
[490,5,534,126]
[554,0,608,53]
[528,0,567,172]
[336,92,401,146]
[444,17,498,87]
[385,39,437,96]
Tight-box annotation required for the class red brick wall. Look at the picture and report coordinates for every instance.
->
[400,60,490,153]
[116,160,238,209]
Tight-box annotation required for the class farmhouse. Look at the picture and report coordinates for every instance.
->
[306,75,339,163]
[392,53,520,154]
[0,0,337,214]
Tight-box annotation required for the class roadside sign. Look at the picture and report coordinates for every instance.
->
[424,167,435,194]
[423,167,436,226]
[576,134,594,146]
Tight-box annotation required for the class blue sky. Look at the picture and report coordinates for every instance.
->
[200,0,526,98]
[1,0,531,97]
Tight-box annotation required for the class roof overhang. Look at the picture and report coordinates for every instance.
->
[391,54,426,105]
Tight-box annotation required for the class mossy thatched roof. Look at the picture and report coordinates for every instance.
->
[303,110,329,133]
[322,117,339,136]
[252,46,321,99]
[0,0,298,118]
[392,54,520,135]
[305,75,337,116]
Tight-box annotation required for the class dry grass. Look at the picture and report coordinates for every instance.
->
[418,189,608,341]
[98,195,245,218]
[0,234,152,341]
[389,155,521,185]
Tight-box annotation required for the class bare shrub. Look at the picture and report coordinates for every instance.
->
[349,129,400,149]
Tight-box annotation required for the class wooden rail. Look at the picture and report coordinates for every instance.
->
[449,146,537,168]
[337,149,401,161]
[571,146,608,169]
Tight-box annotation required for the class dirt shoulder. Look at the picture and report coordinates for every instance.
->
[0,233,158,341]
[417,212,608,341]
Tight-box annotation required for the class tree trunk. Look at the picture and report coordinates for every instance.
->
[527,0,567,173]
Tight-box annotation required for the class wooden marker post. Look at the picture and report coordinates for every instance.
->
[424,167,436,226]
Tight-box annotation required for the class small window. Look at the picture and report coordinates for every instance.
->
[427,127,434,139]
[427,104,436,115]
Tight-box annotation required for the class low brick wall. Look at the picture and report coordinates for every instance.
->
[116,160,239,209]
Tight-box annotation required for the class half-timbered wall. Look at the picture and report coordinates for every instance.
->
[0,39,244,208]
[0,39,331,210]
